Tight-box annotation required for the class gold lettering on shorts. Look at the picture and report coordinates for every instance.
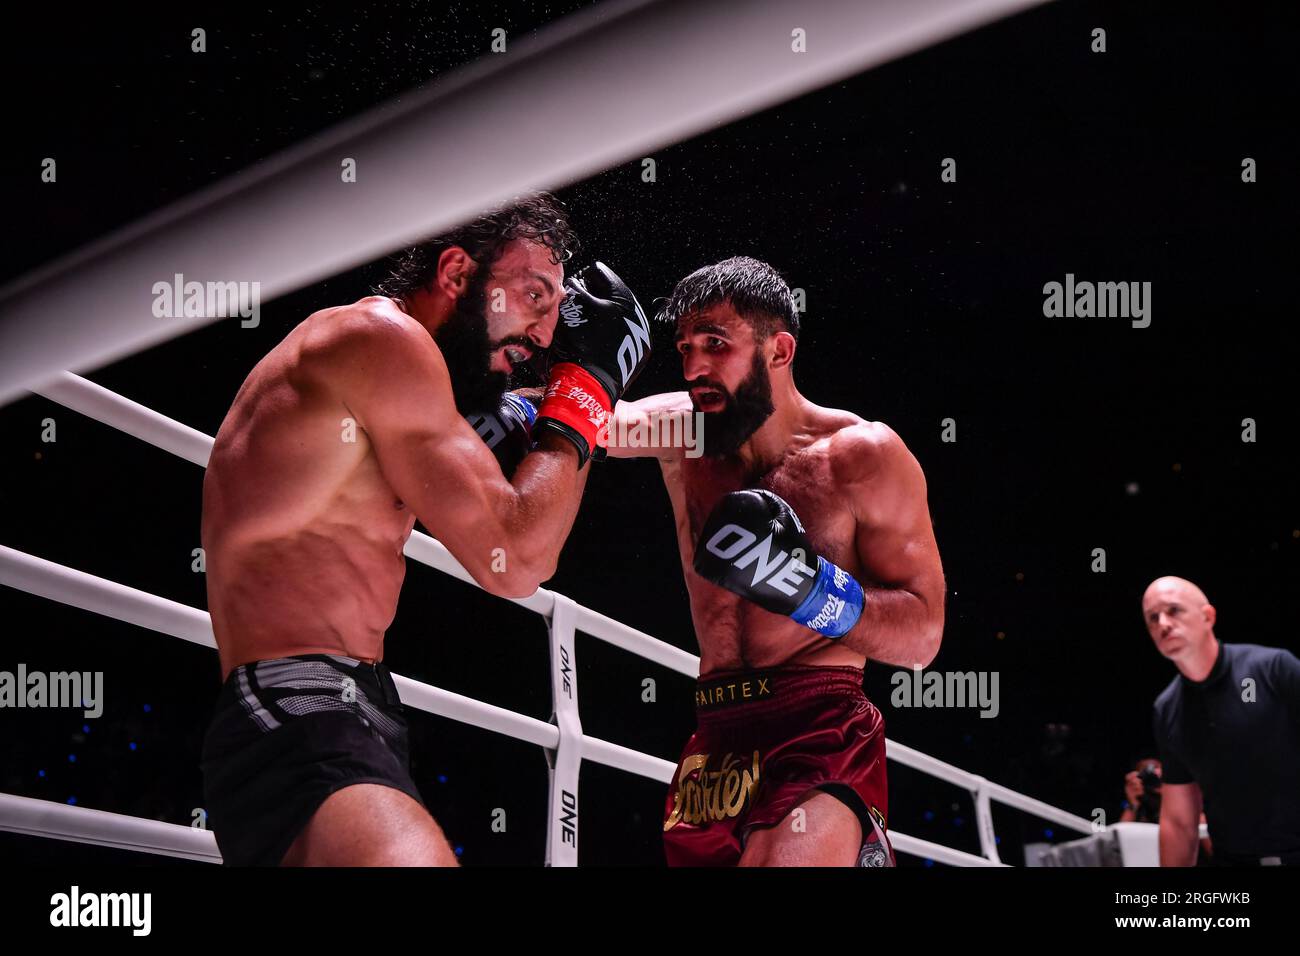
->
[664,750,761,830]
[694,673,775,709]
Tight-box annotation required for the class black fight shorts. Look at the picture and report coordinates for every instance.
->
[200,654,425,866]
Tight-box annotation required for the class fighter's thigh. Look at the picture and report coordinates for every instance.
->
[739,789,862,867]
[281,783,457,866]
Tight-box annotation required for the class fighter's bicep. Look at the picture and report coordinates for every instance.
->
[373,420,517,544]
[854,508,939,588]
[319,312,512,535]
[360,387,518,544]
[849,441,942,590]
[1159,782,1203,828]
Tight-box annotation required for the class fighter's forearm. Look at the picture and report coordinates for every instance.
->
[605,392,693,459]
[836,586,942,669]
[498,433,589,581]
[1158,820,1199,866]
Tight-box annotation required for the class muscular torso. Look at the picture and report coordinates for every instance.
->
[202,306,415,678]
[661,408,868,676]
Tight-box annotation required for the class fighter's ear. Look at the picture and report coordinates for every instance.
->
[768,330,797,370]
[435,246,475,298]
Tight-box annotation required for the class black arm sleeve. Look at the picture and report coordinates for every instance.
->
[1153,704,1194,785]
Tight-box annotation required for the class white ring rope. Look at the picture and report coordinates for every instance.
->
[0,0,1047,405]
[0,373,1089,864]
[0,792,222,864]
[0,789,1001,868]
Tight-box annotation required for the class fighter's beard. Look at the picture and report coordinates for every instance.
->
[698,350,775,457]
[435,269,509,416]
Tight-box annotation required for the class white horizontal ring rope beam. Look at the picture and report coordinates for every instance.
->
[0,0,1046,404]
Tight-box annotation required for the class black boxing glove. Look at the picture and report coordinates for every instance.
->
[693,489,865,639]
[534,261,651,467]
[466,390,539,479]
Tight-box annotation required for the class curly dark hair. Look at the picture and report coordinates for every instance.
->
[373,192,578,299]
[656,256,800,342]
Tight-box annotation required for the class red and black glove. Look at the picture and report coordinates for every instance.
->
[534,261,651,467]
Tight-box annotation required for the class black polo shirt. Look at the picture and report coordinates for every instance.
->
[1153,641,1300,862]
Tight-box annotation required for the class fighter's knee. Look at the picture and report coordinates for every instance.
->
[740,792,863,867]
[364,831,458,867]
[359,791,458,866]
[282,784,454,866]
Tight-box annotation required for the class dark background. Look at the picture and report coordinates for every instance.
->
[1,0,1296,866]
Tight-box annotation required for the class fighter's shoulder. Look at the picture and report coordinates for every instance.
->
[1231,643,1300,675]
[302,297,442,371]
[823,414,916,488]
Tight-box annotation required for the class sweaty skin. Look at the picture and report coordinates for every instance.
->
[612,300,944,865]
[609,305,945,676]
[203,242,583,680]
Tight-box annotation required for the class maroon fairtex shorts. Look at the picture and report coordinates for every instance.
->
[662,665,894,867]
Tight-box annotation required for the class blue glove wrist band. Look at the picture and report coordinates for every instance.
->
[790,556,864,639]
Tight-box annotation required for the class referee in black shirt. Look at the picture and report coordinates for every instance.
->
[1143,576,1300,866]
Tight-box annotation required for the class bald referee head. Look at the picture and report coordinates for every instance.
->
[1141,575,1218,673]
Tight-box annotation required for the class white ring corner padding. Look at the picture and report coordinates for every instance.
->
[0,0,1048,405]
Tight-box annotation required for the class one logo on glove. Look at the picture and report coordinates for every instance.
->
[466,410,511,450]
[615,313,651,387]
[560,297,586,327]
[704,525,817,597]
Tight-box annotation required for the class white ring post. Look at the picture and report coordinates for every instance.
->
[972,778,1002,864]
[544,595,582,866]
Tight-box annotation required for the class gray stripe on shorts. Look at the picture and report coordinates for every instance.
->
[236,666,281,732]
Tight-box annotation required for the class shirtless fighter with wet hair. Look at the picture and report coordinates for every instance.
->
[200,194,650,866]
[608,256,944,866]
